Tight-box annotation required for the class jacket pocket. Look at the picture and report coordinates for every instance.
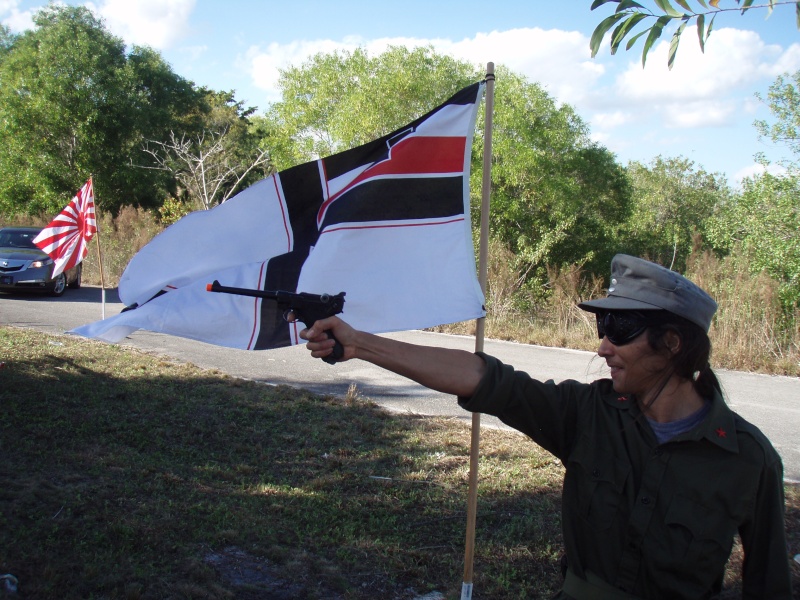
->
[663,494,733,571]
[568,442,631,530]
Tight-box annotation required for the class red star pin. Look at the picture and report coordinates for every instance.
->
[617,396,628,402]
[715,428,727,438]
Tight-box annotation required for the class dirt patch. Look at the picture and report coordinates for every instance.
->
[204,546,341,600]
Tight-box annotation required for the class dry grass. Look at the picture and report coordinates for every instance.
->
[438,245,800,377]
[688,250,800,375]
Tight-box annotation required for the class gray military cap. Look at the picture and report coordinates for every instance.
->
[578,254,717,331]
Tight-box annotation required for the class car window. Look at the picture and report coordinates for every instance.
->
[0,231,39,249]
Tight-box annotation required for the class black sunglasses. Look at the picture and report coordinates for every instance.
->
[595,311,655,345]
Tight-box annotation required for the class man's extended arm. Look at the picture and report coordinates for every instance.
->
[300,316,487,398]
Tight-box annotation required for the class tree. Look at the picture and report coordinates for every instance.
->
[142,129,268,210]
[621,156,729,271]
[141,90,271,211]
[706,171,800,307]
[261,46,479,170]
[0,5,205,215]
[123,46,209,206]
[261,47,631,301]
[0,24,15,56]
[590,0,800,70]
[472,66,631,292]
[0,5,130,214]
[754,69,800,167]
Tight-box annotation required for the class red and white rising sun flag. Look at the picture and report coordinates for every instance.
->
[72,83,486,350]
[34,178,97,277]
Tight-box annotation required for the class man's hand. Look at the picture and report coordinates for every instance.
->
[299,316,357,362]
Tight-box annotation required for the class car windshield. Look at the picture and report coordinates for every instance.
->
[0,230,40,249]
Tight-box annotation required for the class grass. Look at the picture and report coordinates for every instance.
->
[1,327,798,599]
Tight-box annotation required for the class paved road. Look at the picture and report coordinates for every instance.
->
[2,285,799,483]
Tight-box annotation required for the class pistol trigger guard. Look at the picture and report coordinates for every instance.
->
[282,309,296,323]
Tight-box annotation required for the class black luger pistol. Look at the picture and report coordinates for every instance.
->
[206,280,346,364]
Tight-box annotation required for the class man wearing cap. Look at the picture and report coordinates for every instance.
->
[300,254,793,598]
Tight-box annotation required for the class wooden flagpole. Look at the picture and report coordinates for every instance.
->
[461,62,495,600]
[90,176,107,319]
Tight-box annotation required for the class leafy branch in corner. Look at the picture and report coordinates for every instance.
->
[589,0,800,69]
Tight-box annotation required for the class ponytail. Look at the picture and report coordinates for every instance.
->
[693,363,722,398]
[646,314,719,399]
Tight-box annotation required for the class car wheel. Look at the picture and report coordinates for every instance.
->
[68,264,82,289]
[50,273,67,297]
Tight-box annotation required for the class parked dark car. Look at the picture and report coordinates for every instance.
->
[0,227,82,297]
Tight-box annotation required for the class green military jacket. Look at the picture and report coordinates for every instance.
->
[458,353,792,599]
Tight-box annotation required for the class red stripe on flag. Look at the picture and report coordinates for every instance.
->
[317,136,465,227]
[320,216,466,236]
[246,262,267,351]
[272,174,293,253]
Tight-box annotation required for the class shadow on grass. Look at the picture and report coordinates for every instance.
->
[0,329,566,599]
[3,328,798,599]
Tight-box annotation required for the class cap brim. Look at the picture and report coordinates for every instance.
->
[578,296,665,313]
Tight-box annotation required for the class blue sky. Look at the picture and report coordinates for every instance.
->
[4,0,800,185]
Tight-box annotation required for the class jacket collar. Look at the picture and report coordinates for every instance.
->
[603,385,739,453]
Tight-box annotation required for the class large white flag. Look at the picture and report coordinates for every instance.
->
[72,83,486,349]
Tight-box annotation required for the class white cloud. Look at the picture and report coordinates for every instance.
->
[85,0,196,49]
[243,27,603,108]
[0,0,35,32]
[662,100,738,128]
[591,110,631,131]
[608,27,800,132]
[445,28,603,105]
[244,35,458,103]
[617,28,795,103]
[732,161,786,186]
[245,38,362,103]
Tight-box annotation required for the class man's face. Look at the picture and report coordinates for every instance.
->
[595,311,671,398]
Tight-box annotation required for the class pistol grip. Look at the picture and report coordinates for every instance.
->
[322,330,344,365]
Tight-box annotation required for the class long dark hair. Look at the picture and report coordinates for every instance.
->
[646,312,721,398]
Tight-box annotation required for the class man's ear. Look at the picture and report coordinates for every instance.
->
[663,330,681,355]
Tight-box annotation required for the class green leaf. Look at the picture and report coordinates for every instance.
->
[590,0,620,10]
[668,21,687,70]
[590,12,627,58]
[642,15,671,66]
[696,0,708,8]
[674,0,692,10]
[611,13,648,54]
[696,13,706,52]
[625,29,649,51]
[741,0,755,13]
[615,0,646,12]
[797,2,800,29]
[653,0,684,17]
